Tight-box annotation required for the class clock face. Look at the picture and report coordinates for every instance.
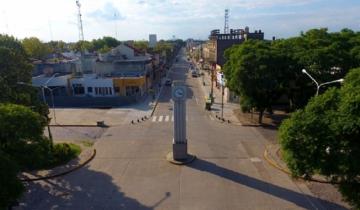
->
[174,88,184,98]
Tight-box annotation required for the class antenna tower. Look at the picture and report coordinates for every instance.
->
[76,0,84,41]
[224,9,229,34]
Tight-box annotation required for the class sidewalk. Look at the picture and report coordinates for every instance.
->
[195,63,241,124]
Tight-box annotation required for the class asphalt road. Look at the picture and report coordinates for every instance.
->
[19,49,348,210]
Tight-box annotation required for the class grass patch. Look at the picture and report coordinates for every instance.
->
[47,143,81,168]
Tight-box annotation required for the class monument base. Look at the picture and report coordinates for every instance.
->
[173,143,188,160]
[166,152,196,165]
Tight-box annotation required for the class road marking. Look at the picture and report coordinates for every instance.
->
[195,97,199,105]
[158,115,163,122]
[165,115,170,122]
[250,157,262,163]
[152,116,157,122]
[171,116,174,121]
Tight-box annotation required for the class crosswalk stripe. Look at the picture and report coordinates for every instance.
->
[158,115,163,122]
[165,115,170,122]
[152,116,157,122]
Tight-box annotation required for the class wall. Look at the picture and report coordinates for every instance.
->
[70,75,114,97]
[46,95,138,108]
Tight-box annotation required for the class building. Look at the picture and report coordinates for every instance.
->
[149,34,157,48]
[207,27,264,66]
[94,43,154,97]
[204,27,264,103]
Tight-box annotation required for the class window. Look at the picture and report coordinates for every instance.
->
[88,87,93,93]
[73,84,85,95]
[95,87,99,95]
[109,88,112,95]
[126,86,140,96]
[114,87,120,93]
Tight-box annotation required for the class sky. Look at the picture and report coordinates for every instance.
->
[0,0,359,42]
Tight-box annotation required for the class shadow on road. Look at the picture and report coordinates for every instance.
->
[20,165,167,210]
[187,158,347,210]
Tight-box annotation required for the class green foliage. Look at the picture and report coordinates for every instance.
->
[50,143,81,167]
[0,151,24,210]
[22,37,52,60]
[0,35,27,57]
[279,68,360,208]
[73,36,121,53]
[0,34,49,118]
[133,41,149,52]
[0,35,33,104]
[223,28,360,111]
[223,40,285,123]
[0,104,45,144]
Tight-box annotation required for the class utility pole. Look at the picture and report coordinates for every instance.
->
[221,75,224,119]
[210,63,214,102]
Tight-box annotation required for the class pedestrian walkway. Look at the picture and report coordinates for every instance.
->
[194,62,241,124]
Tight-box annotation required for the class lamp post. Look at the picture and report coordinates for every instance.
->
[17,82,54,144]
[302,69,344,96]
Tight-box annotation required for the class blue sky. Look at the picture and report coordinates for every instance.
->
[0,0,359,42]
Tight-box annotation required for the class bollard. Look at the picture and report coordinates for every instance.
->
[144,116,148,119]
[222,118,225,122]
[228,120,231,123]
[137,119,140,123]
[131,120,134,124]
[141,117,144,121]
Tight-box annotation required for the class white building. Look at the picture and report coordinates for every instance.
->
[149,34,157,48]
[70,74,114,97]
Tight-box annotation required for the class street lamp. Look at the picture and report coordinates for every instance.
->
[17,73,59,124]
[302,69,344,96]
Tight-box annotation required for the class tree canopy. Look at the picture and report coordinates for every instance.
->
[223,28,360,117]
[223,40,286,122]
[22,37,52,60]
[279,68,360,208]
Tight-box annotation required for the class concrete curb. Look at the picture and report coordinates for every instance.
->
[50,124,100,127]
[20,149,96,182]
[263,144,340,185]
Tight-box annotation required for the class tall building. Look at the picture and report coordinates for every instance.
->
[207,27,264,67]
[149,34,157,48]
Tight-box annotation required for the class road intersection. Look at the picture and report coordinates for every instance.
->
[19,49,347,210]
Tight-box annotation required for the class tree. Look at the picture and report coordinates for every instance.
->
[223,40,284,123]
[22,37,51,60]
[47,40,67,53]
[0,104,45,148]
[0,35,48,116]
[279,68,360,208]
[0,151,24,210]
[133,40,149,53]
[0,35,33,104]
[70,40,93,53]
